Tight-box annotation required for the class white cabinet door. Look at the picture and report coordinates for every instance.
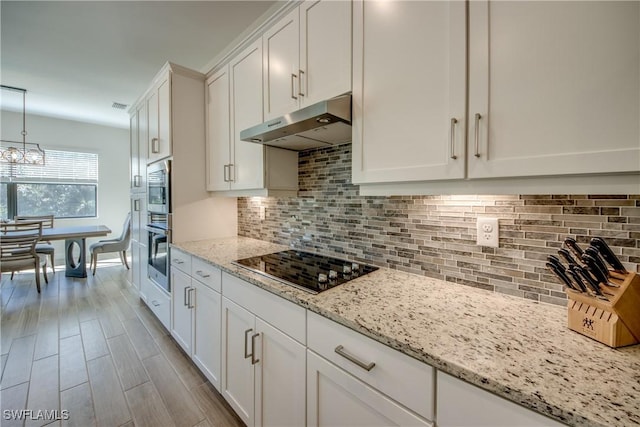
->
[206,66,232,191]
[263,8,300,120]
[192,281,222,391]
[171,268,193,355]
[136,102,147,187]
[147,89,159,162]
[221,297,255,426]
[255,318,306,427]
[129,112,139,191]
[300,0,351,107]
[307,351,432,427]
[148,76,171,163]
[436,371,564,427]
[230,39,266,191]
[352,0,467,184]
[468,0,640,178]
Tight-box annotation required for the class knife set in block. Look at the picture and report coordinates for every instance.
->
[567,272,640,348]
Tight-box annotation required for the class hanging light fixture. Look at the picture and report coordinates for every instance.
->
[0,85,45,165]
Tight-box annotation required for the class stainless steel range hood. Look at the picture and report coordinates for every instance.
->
[240,94,351,151]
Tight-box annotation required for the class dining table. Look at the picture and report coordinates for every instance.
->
[42,225,111,278]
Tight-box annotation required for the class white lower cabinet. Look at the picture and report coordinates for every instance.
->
[307,351,431,427]
[221,272,306,427]
[307,311,434,422]
[170,251,223,390]
[436,371,565,427]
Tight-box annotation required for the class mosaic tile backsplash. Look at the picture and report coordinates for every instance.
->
[237,144,640,306]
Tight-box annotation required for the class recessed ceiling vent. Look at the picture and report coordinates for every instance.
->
[112,102,128,110]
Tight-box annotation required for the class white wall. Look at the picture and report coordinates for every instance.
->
[1,110,130,263]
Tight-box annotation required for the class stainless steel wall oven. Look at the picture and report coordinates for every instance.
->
[146,159,171,292]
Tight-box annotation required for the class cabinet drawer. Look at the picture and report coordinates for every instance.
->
[222,272,306,344]
[170,248,192,273]
[191,257,222,292]
[307,311,434,421]
[145,282,170,330]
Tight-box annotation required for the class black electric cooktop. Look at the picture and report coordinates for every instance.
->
[232,250,378,294]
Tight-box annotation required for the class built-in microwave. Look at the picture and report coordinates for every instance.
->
[147,159,171,214]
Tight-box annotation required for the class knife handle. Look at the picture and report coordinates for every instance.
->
[557,248,579,266]
[590,237,627,273]
[547,254,564,270]
[567,265,588,292]
[564,237,584,259]
[584,247,610,277]
[546,263,576,291]
[581,254,608,284]
[576,267,609,300]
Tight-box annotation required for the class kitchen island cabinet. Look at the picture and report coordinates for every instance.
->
[353,0,640,194]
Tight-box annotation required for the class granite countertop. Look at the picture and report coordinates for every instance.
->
[172,236,640,427]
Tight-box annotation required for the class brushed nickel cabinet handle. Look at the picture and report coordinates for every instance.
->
[151,138,160,154]
[291,73,298,100]
[334,345,376,372]
[298,69,305,96]
[450,117,458,160]
[244,328,253,359]
[187,288,195,309]
[133,175,142,187]
[134,199,140,212]
[195,270,210,278]
[474,113,482,158]
[228,164,235,182]
[173,258,184,265]
[183,286,189,306]
[251,333,260,365]
[223,164,229,182]
[151,300,160,307]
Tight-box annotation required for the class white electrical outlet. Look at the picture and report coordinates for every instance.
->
[476,217,499,248]
[259,206,266,221]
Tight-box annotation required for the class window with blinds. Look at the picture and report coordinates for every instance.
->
[0,149,99,219]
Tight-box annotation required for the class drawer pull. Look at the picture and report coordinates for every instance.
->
[195,270,210,278]
[335,345,376,372]
[151,300,160,307]
[173,259,184,265]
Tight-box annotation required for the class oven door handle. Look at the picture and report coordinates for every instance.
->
[145,225,170,236]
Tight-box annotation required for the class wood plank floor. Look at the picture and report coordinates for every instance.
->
[1,264,244,427]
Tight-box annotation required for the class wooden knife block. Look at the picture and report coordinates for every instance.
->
[566,272,640,348]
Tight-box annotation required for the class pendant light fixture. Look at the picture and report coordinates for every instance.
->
[0,85,46,165]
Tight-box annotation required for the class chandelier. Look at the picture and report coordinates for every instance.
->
[0,85,45,165]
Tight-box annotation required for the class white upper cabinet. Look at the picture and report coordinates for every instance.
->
[468,0,640,179]
[147,76,171,163]
[264,0,352,120]
[352,0,467,184]
[263,8,300,120]
[206,41,298,196]
[206,66,232,192]
[230,40,268,191]
[354,0,640,192]
[300,0,352,108]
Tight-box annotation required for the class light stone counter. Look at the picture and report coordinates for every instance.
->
[172,236,640,427]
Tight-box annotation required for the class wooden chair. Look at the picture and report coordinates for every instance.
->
[89,212,132,275]
[15,214,55,275]
[1,221,48,292]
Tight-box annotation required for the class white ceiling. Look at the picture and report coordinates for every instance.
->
[1,1,282,129]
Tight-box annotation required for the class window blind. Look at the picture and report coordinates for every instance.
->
[0,149,98,183]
